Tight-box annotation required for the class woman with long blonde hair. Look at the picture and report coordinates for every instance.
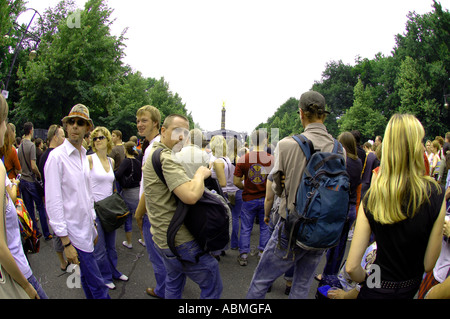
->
[346,113,446,299]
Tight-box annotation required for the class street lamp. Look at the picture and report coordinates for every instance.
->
[2,8,42,98]
[444,94,449,109]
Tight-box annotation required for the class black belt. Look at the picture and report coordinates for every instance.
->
[378,277,422,290]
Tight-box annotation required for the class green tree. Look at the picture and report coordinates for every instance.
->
[101,68,151,140]
[396,56,442,138]
[394,1,450,135]
[13,0,126,130]
[338,79,387,141]
[312,60,357,138]
[0,0,32,103]
[147,77,194,129]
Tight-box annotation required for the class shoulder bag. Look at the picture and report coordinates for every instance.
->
[93,158,130,233]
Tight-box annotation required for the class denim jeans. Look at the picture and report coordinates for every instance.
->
[121,187,139,233]
[246,218,324,299]
[28,274,48,299]
[227,190,243,249]
[239,197,270,254]
[154,240,223,299]
[19,179,51,238]
[322,204,356,276]
[142,215,166,298]
[75,247,110,299]
[93,217,122,283]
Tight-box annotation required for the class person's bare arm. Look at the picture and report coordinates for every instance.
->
[173,166,211,205]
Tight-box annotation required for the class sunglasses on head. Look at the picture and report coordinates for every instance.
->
[93,136,106,142]
[67,118,87,126]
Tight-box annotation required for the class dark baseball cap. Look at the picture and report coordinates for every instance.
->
[299,91,330,115]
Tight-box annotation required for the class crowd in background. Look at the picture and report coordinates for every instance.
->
[0,92,449,300]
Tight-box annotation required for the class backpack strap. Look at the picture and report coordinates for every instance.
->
[292,134,314,161]
[332,139,344,155]
[151,148,197,263]
[151,148,166,186]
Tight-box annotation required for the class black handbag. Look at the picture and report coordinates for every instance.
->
[94,192,130,233]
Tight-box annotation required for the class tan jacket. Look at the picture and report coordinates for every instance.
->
[271,123,343,219]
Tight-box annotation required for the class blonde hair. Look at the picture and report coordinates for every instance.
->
[366,114,440,224]
[136,105,161,129]
[210,135,227,158]
[90,126,113,153]
[0,95,8,124]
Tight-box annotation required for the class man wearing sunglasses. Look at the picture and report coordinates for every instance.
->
[45,104,110,299]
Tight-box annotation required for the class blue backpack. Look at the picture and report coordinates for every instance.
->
[284,134,350,251]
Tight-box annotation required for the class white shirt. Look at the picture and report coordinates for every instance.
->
[44,139,97,253]
[139,135,160,198]
[89,153,114,202]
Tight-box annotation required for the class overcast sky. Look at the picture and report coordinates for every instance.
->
[21,0,449,133]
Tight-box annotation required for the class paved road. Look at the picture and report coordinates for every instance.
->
[26,218,337,300]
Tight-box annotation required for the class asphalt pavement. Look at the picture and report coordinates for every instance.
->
[26,217,335,300]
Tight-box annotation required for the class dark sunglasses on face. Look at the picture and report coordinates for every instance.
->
[93,136,106,142]
[67,118,87,126]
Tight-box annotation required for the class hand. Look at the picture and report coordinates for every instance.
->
[65,245,79,265]
[327,288,346,299]
[24,282,39,299]
[264,215,270,225]
[444,219,450,238]
[196,166,211,180]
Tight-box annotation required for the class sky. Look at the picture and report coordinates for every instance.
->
[20,0,449,133]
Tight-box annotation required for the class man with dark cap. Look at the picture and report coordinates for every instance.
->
[247,91,343,299]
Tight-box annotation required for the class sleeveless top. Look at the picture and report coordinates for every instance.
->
[4,177,32,279]
[363,183,444,282]
[90,153,115,202]
[211,156,239,194]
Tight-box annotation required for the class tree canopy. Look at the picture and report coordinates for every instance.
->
[257,1,449,143]
[2,0,195,140]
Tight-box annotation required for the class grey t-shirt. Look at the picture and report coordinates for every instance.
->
[18,139,36,182]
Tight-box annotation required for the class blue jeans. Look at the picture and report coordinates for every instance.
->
[239,197,270,254]
[246,219,324,299]
[28,274,48,299]
[75,247,110,299]
[154,240,223,299]
[121,187,139,233]
[93,217,122,283]
[19,179,51,238]
[227,190,243,249]
[142,215,166,298]
[323,204,356,276]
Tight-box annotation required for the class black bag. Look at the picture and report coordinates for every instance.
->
[94,192,130,233]
[152,148,231,262]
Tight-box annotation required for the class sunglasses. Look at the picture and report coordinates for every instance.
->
[67,118,87,126]
[93,136,106,142]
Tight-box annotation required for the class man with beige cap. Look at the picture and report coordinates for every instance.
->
[45,104,110,299]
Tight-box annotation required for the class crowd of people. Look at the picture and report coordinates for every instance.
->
[0,90,449,300]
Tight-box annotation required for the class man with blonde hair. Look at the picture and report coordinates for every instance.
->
[134,105,167,298]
